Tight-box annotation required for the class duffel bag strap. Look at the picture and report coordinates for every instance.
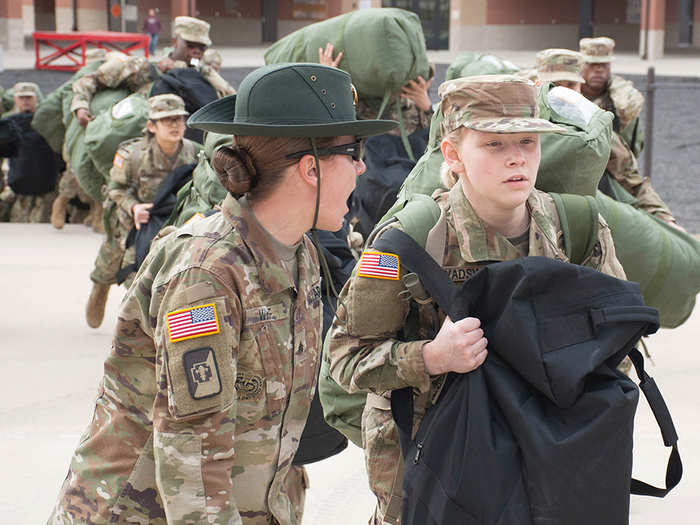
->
[628,347,683,497]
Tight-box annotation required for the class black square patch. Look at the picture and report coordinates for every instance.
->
[182,347,222,400]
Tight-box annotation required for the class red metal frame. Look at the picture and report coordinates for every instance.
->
[32,31,149,71]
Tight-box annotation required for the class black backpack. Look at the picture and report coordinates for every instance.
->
[347,128,428,239]
[116,163,196,284]
[1,113,64,195]
[150,68,218,143]
[373,229,682,525]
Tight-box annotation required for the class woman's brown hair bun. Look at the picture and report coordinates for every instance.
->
[212,145,258,195]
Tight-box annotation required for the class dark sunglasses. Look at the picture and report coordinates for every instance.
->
[286,140,364,162]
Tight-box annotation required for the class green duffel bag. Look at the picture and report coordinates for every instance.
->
[595,190,700,328]
[69,137,105,203]
[85,93,149,178]
[537,84,614,196]
[169,132,231,226]
[445,52,520,81]
[264,8,430,101]
[65,87,131,201]
[31,88,65,153]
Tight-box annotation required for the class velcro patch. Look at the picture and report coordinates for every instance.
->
[113,152,125,169]
[167,303,220,342]
[182,347,221,399]
[358,251,400,280]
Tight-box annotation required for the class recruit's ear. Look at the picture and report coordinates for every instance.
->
[441,136,466,175]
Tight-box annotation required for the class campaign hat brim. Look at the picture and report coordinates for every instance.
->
[187,94,398,138]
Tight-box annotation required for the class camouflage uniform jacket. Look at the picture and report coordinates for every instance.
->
[107,134,199,232]
[49,194,323,524]
[326,184,625,521]
[590,75,644,154]
[607,132,675,222]
[70,55,235,114]
[356,94,432,136]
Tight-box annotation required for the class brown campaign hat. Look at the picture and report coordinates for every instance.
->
[439,75,564,135]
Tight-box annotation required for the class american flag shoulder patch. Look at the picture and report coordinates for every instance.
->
[167,303,220,343]
[358,251,400,280]
[113,152,125,169]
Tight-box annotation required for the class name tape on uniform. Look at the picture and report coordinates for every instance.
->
[358,251,400,280]
[167,303,220,342]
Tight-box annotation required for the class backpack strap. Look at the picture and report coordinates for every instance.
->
[628,348,683,497]
[550,192,600,265]
[393,194,441,249]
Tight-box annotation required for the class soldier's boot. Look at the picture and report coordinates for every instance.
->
[51,195,69,229]
[86,282,111,329]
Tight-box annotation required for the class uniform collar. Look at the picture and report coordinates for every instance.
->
[221,194,317,295]
[448,183,564,263]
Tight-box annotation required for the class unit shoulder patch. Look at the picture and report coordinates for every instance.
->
[358,250,400,280]
[182,347,222,400]
[167,303,220,342]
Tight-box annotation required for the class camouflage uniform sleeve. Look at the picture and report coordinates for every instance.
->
[583,215,627,280]
[70,73,98,113]
[152,267,243,523]
[607,133,674,221]
[202,66,236,98]
[107,144,139,217]
[327,229,432,396]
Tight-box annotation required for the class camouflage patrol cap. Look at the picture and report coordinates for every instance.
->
[536,49,585,83]
[188,63,397,137]
[12,82,39,97]
[579,37,615,63]
[148,94,188,120]
[439,75,564,135]
[173,16,212,47]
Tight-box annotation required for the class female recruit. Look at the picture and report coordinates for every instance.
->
[49,63,395,525]
[326,75,626,524]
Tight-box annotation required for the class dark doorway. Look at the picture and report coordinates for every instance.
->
[262,0,278,43]
[34,0,56,31]
[679,0,694,46]
[382,0,449,50]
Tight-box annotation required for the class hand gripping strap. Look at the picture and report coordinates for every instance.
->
[628,347,683,497]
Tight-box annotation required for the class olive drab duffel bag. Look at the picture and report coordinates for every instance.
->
[595,190,700,328]
[167,131,231,227]
[264,7,430,103]
[445,52,520,81]
[376,229,681,525]
[64,87,131,202]
[84,93,149,178]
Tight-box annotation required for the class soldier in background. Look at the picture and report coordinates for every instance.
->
[535,48,585,92]
[51,48,110,231]
[85,94,199,328]
[579,37,681,228]
[70,16,235,130]
[0,82,62,223]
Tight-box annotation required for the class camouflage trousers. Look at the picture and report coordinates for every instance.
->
[8,191,57,223]
[90,208,136,287]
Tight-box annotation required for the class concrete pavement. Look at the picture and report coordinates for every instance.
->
[2,44,699,77]
[0,221,698,523]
